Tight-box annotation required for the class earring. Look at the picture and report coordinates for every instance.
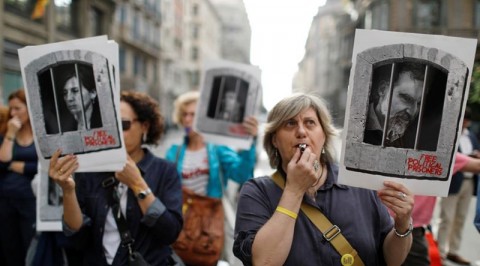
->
[322,147,325,154]
[274,148,279,167]
[142,132,147,143]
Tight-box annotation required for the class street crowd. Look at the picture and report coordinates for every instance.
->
[0,85,479,266]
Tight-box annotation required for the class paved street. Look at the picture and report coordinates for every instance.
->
[153,128,480,265]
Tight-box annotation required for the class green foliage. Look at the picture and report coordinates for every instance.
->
[469,62,480,105]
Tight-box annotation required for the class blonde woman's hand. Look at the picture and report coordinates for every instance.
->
[243,116,259,137]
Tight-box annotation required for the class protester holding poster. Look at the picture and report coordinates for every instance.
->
[48,91,183,265]
[165,90,257,264]
[0,89,38,266]
[234,93,413,266]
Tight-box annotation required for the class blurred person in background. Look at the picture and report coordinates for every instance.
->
[0,104,7,265]
[0,89,38,266]
[49,90,183,265]
[403,152,480,266]
[165,90,258,264]
[437,108,479,266]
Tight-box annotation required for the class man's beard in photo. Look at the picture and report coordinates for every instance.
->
[386,111,412,144]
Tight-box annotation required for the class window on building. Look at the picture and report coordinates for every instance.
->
[371,0,389,30]
[191,70,199,86]
[192,3,199,16]
[475,0,480,28]
[119,48,126,73]
[192,46,199,61]
[192,24,200,39]
[133,11,140,39]
[414,0,441,28]
[90,7,104,36]
[134,54,146,78]
[3,71,23,104]
[3,40,23,103]
[55,0,80,36]
[5,0,43,21]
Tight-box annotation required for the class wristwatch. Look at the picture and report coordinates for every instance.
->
[136,187,152,200]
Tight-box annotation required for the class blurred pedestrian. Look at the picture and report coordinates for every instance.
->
[437,108,479,266]
[0,105,9,136]
[49,90,183,265]
[165,90,258,264]
[0,89,38,266]
[475,176,480,233]
[234,93,413,265]
[0,104,10,265]
[403,152,480,266]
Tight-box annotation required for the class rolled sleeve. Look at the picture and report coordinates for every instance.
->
[141,198,166,227]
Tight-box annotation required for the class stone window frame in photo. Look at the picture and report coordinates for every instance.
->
[23,50,121,159]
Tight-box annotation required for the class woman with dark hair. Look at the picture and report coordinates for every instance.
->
[53,63,102,133]
[0,89,38,266]
[49,90,183,265]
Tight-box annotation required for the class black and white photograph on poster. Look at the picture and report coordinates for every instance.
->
[339,29,477,196]
[18,36,126,172]
[194,60,262,149]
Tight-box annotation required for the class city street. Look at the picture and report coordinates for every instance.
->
[153,127,480,265]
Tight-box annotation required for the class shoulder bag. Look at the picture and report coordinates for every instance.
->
[172,147,225,266]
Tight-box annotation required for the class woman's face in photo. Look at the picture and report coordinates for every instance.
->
[63,77,94,115]
[9,97,29,125]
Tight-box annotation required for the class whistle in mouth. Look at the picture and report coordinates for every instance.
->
[299,143,307,153]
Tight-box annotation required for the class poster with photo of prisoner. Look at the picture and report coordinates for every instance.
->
[19,36,126,172]
[339,29,477,196]
[195,60,262,149]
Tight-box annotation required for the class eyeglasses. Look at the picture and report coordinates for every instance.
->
[122,118,138,131]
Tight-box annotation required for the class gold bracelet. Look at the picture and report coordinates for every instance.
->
[5,135,14,141]
[276,206,298,219]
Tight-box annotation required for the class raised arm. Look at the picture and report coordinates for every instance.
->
[378,181,414,265]
[49,149,82,231]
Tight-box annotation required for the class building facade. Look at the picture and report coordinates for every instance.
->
[293,0,355,126]
[1,0,116,103]
[294,0,480,126]
[210,0,251,64]
[111,0,162,98]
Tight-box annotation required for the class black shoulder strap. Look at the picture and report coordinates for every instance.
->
[103,176,135,253]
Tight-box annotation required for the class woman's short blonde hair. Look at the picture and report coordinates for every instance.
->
[172,91,200,125]
[263,92,338,168]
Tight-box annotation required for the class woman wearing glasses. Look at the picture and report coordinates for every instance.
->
[48,90,183,265]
